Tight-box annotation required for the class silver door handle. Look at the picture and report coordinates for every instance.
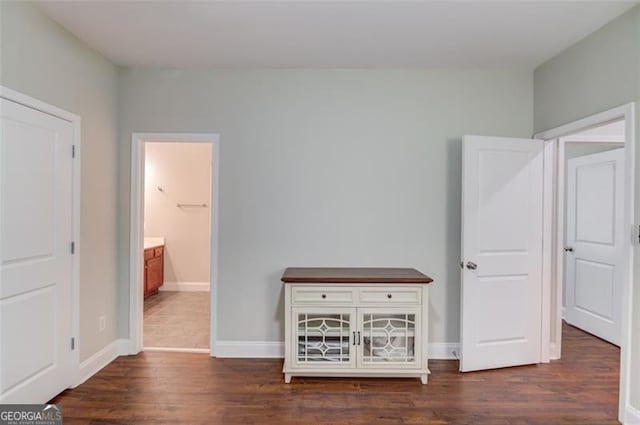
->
[466,261,478,270]
[564,247,574,253]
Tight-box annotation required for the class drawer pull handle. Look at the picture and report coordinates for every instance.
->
[321,294,327,299]
[387,294,393,299]
[353,331,356,345]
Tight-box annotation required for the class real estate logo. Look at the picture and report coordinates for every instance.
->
[0,404,62,425]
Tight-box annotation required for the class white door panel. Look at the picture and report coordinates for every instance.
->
[1,98,74,403]
[2,117,57,263]
[461,135,543,372]
[565,148,623,345]
[2,286,57,393]
[575,260,614,319]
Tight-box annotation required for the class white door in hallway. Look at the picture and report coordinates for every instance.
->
[1,98,74,402]
[565,148,624,346]
[460,135,544,372]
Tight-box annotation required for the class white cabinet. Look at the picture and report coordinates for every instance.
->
[283,278,431,384]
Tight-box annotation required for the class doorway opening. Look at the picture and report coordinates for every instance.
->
[142,141,212,352]
[559,120,625,346]
[559,120,625,419]
[536,103,635,423]
[129,133,220,356]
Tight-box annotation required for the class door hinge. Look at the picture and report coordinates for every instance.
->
[71,337,75,350]
[72,145,76,158]
[71,242,75,254]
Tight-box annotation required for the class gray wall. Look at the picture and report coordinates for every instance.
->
[534,7,640,133]
[0,2,121,362]
[118,68,534,344]
[534,5,640,413]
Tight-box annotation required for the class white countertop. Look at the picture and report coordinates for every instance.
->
[144,237,165,250]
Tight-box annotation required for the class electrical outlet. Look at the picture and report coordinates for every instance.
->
[99,315,106,332]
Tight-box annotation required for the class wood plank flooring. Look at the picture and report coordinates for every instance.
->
[51,323,620,424]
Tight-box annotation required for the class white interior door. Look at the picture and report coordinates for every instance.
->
[460,135,544,372]
[1,98,74,403]
[565,148,624,346]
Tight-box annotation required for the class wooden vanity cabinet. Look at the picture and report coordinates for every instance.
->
[144,245,164,298]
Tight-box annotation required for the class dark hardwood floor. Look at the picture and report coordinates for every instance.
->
[51,323,620,424]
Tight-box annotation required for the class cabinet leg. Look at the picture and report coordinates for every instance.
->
[420,374,428,385]
[284,374,292,384]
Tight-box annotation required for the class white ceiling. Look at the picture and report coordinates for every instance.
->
[37,1,637,68]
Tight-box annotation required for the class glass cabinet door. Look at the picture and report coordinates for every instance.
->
[293,308,356,368]
[358,308,421,368]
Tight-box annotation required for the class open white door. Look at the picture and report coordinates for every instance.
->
[565,148,624,346]
[1,98,74,402]
[460,135,544,372]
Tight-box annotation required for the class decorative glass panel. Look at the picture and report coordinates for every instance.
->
[297,313,350,363]
[362,313,415,363]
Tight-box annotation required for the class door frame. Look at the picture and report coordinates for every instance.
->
[534,102,635,423]
[129,132,220,356]
[0,86,82,387]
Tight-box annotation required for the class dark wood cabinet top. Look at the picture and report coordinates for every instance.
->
[281,267,433,284]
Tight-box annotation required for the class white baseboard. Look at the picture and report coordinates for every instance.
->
[215,341,284,358]
[144,347,210,354]
[625,405,640,424]
[429,343,460,360]
[159,281,210,292]
[214,341,460,360]
[74,339,129,387]
[549,342,561,360]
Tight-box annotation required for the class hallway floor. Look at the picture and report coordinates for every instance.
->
[143,291,210,349]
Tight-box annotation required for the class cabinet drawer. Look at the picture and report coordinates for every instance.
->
[292,287,355,304]
[143,249,154,261]
[358,287,421,304]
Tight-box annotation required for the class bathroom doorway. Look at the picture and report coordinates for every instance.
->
[129,133,220,355]
[142,142,212,351]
